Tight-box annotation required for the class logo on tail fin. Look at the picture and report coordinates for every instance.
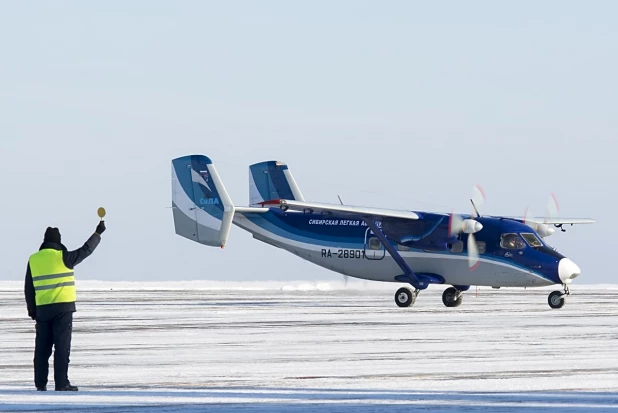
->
[200,197,220,205]
[191,169,215,198]
[192,169,221,206]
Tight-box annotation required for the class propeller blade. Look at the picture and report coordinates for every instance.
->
[467,233,480,270]
[545,193,559,223]
[448,211,463,237]
[471,184,485,217]
[522,195,559,237]
[523,205,539,231]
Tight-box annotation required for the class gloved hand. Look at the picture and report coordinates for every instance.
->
[96,220,106,235]
[28,309,36,320]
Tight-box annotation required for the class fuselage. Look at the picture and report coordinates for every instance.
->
[233,208,575,288]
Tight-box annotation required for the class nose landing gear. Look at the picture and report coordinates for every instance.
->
[548,284,570,309]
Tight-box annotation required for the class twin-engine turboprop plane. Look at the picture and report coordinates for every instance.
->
[171,154,594,309]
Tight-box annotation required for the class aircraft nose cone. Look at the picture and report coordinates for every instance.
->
[558,258,581,283]
[474,221,483,232]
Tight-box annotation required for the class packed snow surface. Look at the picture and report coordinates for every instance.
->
[1,280,617,412]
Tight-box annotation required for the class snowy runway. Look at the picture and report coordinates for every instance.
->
[1,281,617,412]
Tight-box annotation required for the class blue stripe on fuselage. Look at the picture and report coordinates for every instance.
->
[242,209,367,248]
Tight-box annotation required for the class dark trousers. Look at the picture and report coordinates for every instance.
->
[34,311,73,389]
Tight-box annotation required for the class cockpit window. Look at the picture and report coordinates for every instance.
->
[521,233,543,247]
[500,233,526,249]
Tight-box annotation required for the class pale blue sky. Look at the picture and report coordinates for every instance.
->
[0,1,615,283]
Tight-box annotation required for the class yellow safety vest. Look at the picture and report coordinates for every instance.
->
[29,249,76,306]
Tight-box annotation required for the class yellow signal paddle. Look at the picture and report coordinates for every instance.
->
[97,207,106,220]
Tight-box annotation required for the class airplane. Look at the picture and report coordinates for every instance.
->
[170,154,595,309]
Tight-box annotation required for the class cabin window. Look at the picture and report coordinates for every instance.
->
[500,233,526,249]
[450,240,464,253]
[476,241,486,254]
[521,233,543,247]
[368,237,382,250]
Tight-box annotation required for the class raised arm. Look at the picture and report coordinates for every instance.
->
[62,221,105,269]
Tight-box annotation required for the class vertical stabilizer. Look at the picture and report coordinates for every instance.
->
[249,161,305,206]
[171,155,235,247]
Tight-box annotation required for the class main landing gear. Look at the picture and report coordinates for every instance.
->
[394,286,466,308]
[395,287,420,307]
[442,287,463,308]
[548,284,570,309]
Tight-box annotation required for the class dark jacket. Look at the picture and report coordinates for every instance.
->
[25,234,101,321]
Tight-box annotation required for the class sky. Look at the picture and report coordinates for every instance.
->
[0,1,616,284]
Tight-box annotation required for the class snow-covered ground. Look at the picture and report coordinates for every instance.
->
[1,280,617,412]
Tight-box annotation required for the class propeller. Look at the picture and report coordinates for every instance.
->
[449,185,485,271]
[523,193,559,238]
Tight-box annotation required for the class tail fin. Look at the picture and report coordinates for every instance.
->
[171,155,235,247]
[249,161,305,206]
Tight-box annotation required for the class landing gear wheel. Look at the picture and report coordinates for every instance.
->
[548,291,565,309]
[395,287,416,307]
[442,287,463,308]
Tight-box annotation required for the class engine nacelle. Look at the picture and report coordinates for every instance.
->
[536,223,555,238]
[527,222,555,238]
[461,219,483,234]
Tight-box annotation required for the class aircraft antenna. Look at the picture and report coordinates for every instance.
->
[337,195,344,205]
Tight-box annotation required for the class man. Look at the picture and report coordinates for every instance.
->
[24,220,106,391]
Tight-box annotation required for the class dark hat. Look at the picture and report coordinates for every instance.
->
[44,227,61,244]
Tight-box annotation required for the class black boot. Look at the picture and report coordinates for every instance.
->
[36,385,47,391]
[55,384,78,391]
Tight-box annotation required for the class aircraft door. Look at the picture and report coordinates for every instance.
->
[364,228,385,260]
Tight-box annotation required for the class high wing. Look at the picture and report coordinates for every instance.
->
[278,200,594,226]
[279,200,421,221]
[501,216,595,225]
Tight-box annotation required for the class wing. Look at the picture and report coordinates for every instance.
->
[279,200,420,221]
[502,216,595,225]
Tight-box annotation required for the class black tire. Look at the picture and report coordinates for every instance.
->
[548,291,565,309]
[395,287,415,307]
[442,287,463,308]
